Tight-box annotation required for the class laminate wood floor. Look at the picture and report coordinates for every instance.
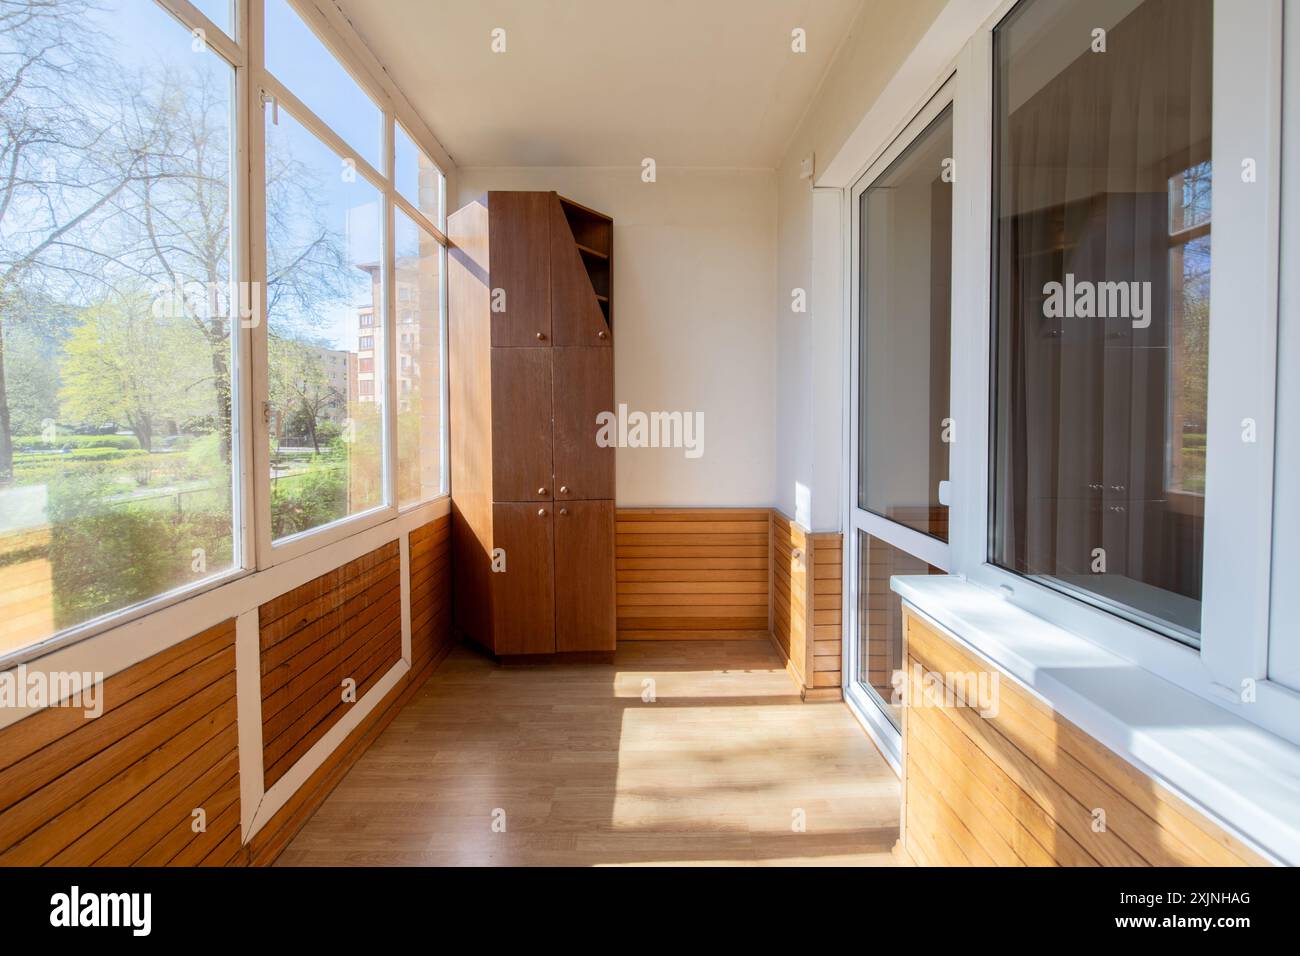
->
[277,640,901,866]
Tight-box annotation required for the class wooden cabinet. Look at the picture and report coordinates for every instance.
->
[489,191,552,347]
[490,348,553,502]
[449,191,616,657]
[552,348,614,500]
[491,503,556,654]
[554,500,616,652]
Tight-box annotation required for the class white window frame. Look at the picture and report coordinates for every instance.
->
[843,78,956,767]
[842,0,1300,750]
[248,0,450,569]
[0,0,453,665]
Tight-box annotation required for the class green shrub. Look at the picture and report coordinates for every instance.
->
[44,468,233,631]
[271,465,347,539]
[12,434,140,451]
[16,447,146,464]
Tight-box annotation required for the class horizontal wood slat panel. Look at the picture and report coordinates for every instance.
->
[409,516,452,677]
[615,508,770,640]
[0,620,239,866]
[260,543,403,789]
[901,609,1271,867]
[769,512,842,700]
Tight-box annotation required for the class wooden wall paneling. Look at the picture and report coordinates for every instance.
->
[550,194,613,346]
[491,502,556,654]
[0,620,241,866]
[490,347,555,503]
[900,608,1271,867]
[259,542,403,789]
[616,508,770,639]
[448,198,495,646]
[769,511,842,700]
[554,500,617,652]
[409,515,452,675]
[810,532,843,695]
[552,347,615,501]
[487,191,551,347]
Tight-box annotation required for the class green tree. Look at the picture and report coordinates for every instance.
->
[58,292,207,452]
[268,335,345,455]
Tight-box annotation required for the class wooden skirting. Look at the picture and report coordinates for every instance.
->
[770,510,842,700]
[0,620,242,866]
[616,508,770,640]
[900,608,1270,867]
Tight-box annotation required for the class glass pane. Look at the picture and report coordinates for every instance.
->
[990,0,1212,643]
[0,0,237,653]
[395,209,444,507]
[395,123,444,227]
[190,0,233,37]
[856,531,942,730]
[858,105,953,541]
[266,108,385,541]
[265,0,382,169]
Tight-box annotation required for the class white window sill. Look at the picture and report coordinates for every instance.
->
[891,574,1300,866]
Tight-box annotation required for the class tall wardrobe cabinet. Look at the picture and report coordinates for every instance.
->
[448,191,616,656]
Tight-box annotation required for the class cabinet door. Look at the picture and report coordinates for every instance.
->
[491,502,555,654]
[491,347,554,501]
[554,500,615,652]
[550,196,611,347]
[489,191,552,347]
[552,348,614,501]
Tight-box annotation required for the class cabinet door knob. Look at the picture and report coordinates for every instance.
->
[536,331,546,341]
[559,485,568,494]
[559,508,568,516]
[538,487,548,496]
[537,508,547,517]
[597,330,608,340]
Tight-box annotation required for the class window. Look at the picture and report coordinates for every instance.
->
[395,122,444,226]
[265,105,384,541]
[0,0,238,652]
[394,208,445,507]
[264,0,382,169]
[858,105,953,542]
[990,0,1212,644]
[0,0,449,659]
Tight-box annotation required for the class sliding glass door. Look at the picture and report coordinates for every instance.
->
[845,92,954,760]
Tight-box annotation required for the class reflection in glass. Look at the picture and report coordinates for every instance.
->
[856,531,942,730]
[858,106,953,541]
[265,109,385,540]
[0,0,236,651]
[990,0,1213,642]
[394,209,444,507]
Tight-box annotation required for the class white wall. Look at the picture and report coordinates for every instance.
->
[456,167,778,507]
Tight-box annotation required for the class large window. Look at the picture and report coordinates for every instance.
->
[264,108,385,540]
[0,0,448,659]
[0,0,238,654]
[990,0,1213,644]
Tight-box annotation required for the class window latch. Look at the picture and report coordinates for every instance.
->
[260,89,279,125]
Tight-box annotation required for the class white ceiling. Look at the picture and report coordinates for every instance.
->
[335,0,864,168]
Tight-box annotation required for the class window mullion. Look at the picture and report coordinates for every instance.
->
[1200,0,1284,686]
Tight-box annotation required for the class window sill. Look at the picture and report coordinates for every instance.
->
[891,573,1300,865]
